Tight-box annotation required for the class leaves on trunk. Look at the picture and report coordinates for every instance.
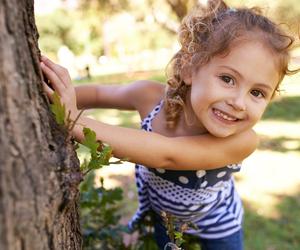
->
[50,91,66,125]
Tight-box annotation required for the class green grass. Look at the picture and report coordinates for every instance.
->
[244,191,300,250]
[263,96,300,121]
[258,135,300,152]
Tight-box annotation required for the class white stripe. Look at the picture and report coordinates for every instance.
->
[150,199,209,222]
[191,226,241,239]
[194,207,228,226]
[149,197,200,218]
[148,188,214,214]
[147,183,222,209]
[205,219,239,231]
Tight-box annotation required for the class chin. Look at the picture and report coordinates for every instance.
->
[214,133,233,138]
[208,129,235,138]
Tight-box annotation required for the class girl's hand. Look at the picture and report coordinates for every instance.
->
[40,55,80,121]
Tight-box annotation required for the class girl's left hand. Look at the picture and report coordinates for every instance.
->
[40,55,79,120]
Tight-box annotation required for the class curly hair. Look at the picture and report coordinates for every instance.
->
[164,0,298,129]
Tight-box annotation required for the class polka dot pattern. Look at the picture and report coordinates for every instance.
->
[196,170,206,178]
[227,163,242,170]
[200,180,208,188]
[138,165,219,204]
[156,168,166,174]
[217,171,227,178]
[141,100,163,132]
[179,176,189,184]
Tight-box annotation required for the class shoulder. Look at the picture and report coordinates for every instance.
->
[130,80,166,118]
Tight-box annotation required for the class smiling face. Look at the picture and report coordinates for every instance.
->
[185,40,279,137]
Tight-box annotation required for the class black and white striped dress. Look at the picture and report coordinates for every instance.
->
[129,100,243,239]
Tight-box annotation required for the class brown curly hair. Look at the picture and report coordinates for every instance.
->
[164,0,298,129]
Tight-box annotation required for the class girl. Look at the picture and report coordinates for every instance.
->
[41,0,297,249]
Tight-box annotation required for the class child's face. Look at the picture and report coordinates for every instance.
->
[187,40,279,138]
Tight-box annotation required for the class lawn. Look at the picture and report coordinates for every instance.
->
[77,70,300,250]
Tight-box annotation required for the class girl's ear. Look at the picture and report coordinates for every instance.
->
[182,66,192,85]
[183,75,192,86]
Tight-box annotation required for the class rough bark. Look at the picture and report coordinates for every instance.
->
[0,0,82,249]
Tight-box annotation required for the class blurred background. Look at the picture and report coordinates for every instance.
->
[35,0,300,249]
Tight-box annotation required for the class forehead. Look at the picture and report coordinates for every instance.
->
[212,40,279,89]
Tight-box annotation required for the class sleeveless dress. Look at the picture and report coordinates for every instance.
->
[129,100,243,239]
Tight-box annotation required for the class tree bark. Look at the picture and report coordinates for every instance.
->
[0,1,82,249]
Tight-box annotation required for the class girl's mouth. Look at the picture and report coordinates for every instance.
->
[212,108,239,122]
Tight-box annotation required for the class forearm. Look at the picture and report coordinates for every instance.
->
[75,84,137,110]
[75,85,99,109]
[73,116,173,169]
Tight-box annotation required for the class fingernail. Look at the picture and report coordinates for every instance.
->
[40,62,45,67]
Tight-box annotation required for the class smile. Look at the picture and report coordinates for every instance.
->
[213,108,239,122]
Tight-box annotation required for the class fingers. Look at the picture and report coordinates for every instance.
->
[42,81,54,101]
[40,61,65,95]
[41,55,71,87]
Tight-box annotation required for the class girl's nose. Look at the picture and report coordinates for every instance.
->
[226,94,246,111]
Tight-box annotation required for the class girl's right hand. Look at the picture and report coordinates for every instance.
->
[40,55,80,121]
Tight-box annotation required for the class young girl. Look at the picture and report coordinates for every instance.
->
[40,0,297,249]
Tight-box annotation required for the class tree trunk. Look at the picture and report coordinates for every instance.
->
[0,1,82,249]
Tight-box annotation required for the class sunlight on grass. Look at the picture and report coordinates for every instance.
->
[240,118,300,219]
[236,150,300,218]
[254,121,300,138]
[280,73,300,96]
[85,109,140,128]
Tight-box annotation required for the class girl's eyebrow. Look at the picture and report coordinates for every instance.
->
[254,83,274,93]
[219,65,243,79]
[219,65,273,91]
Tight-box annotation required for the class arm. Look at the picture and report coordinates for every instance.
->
[71,117,257,170]
[75,84,136,110]
[75,81,164,112]
[41,56,258,170]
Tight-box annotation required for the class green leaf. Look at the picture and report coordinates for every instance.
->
[174,231,185,247]
[87,156,103,170]
[97,144,113,166]
[101,187,123,205]
[82,127,100,156]
[87,146,112,170]
[50,91,66,125]
[80,158,90,172]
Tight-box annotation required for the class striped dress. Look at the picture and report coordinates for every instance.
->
[129,100,243,239]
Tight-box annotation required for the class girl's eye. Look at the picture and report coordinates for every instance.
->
[220,75,235,86]
[251,89,265,98]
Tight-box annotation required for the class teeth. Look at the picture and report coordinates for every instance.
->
[214,109,237,121]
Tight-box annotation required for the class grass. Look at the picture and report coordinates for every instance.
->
[258,135,300,152]
[77,70,300,250]
[262,96,300,121]
[244,191,300,250]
